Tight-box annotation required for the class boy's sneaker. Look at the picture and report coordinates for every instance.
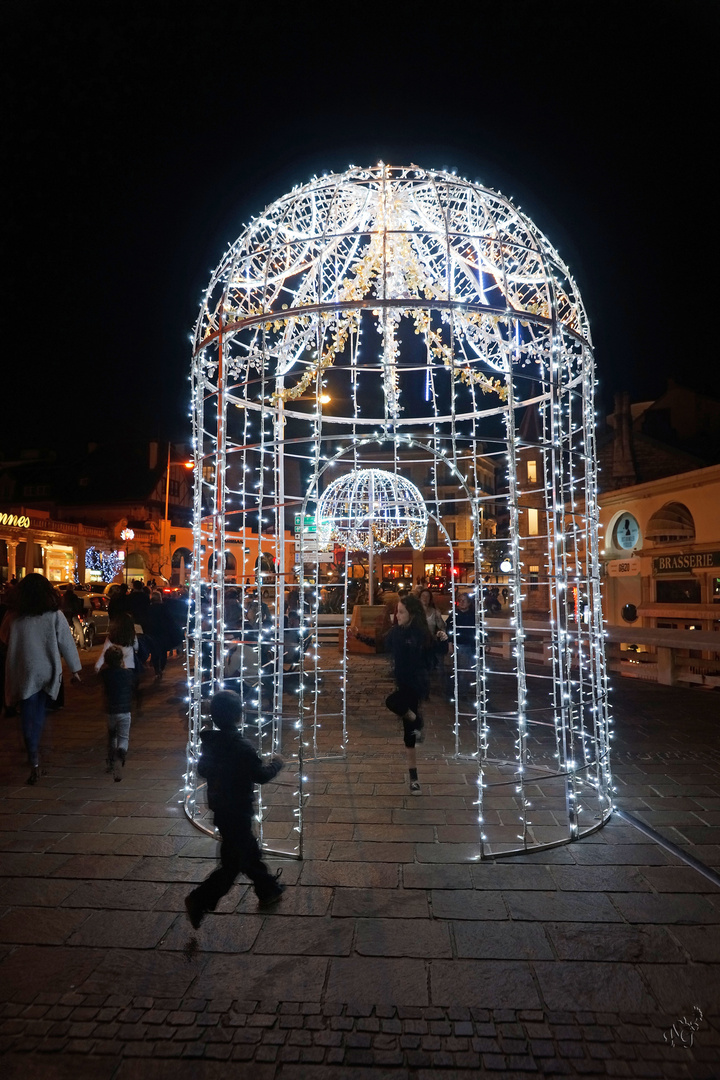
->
[258,868,285,909]
[184,892,205,930]
[409,780,422,796]
[113,749,126,783]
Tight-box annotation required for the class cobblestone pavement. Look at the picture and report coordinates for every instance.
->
[0,646,719,1077]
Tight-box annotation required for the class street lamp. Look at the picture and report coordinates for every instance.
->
[120,528,134,584]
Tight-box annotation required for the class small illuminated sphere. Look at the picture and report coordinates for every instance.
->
[317,468,427,552]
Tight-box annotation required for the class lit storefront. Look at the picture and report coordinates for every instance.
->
[599,464,720,669]
[0,508,113,584]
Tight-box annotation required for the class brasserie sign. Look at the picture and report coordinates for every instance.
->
[0,512,30,529]
[653,551,720,575]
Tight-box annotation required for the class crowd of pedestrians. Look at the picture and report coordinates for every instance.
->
[1,574,186,786]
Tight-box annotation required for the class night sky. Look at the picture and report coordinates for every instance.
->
[3,0,717,452]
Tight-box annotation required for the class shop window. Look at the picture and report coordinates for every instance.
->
[528,508,539,536]
[382,564,409,580]
[656,579,701,604]
[713,577,720,602]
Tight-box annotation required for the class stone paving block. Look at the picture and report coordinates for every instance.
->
[470,863,557,891]
[123,856,217,882]
[453,921,554,960]
[0,879,79,907]
[304,823,354,841]
[160,913,263,952]
[639,962,720,1013]
[0,852,73,877]
[402,863,472,889]
[429,889,507,920]
[545,923,687,963]
[78,948,202,998]
[68,910,175,948]
[327,807,394,824]
[504,890,623,922]
[24,815,109,834]
[353,823,435,843]
[114,835,193,857]
[356,918,452,958]
[0,830,73,853]
[0,946,101,1002]
[669,925,720,963]
[300,861,399,888]
[533,962,657,1011]
[254,915,354,955]
[415,843,483,864]
[102,816,177,835]
[549,866,652,892]
[567,845,675,865]
[392,809,448,825]
[0,907,91,945]
[331,888,429,918]
[62,880,169,910]
[639,866,720,893]
[326,957,428,1005]
[193,955,328,1002]
[431,960,540,1008]
[50,854,144,880]
[4,1052,119,1078]
[327,841,416,862]
[609,893,720,924]
[237,884,332,917]
[47,829,132,855]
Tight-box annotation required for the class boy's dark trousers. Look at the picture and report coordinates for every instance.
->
[187,810,279,908]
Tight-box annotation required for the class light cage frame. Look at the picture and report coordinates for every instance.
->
[184,164,613,858]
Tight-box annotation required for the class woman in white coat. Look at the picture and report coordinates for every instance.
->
[4,574,82,784]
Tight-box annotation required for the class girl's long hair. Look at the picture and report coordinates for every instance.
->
[15,573,60,617]
[398,593,434,646]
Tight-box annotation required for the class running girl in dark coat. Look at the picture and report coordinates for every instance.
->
[350,593,434,795]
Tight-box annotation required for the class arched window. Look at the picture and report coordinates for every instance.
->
[645,502,695,543]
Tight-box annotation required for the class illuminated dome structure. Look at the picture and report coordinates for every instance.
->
[185,164,612,858]
[317,468,428,552]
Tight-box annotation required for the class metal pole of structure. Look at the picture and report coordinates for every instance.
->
[275,389,285,753]
[163,441,171,582]
[367,471,374,605]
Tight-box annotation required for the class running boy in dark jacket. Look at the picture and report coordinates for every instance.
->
[184,690,284,928]
[100,645,135,782]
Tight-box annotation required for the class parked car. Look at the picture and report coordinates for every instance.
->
[82,594,111,643]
